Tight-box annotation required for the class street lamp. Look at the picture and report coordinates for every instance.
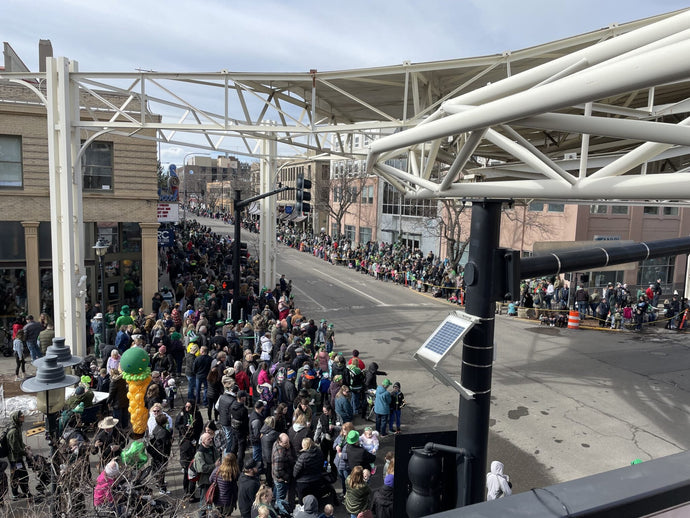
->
[93,237,108,351]
[21,354,79,517]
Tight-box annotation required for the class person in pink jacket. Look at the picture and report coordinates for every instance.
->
[93,460,122,512]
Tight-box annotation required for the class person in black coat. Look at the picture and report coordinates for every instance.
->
[175,399,204,442]
[237,458,261,518]
[179,425,199,501]
[230,391,250,469]
[260,417,279,488]
[363,362,387,391]
[91,416,127,470]
[345,431,376,471]
[147,413,173,493]
[292,437,326,503]
[107,368,130,430]
[371,473,394,518]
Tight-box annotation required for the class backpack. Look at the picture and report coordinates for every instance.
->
[187,458,200,482]
[259,384,274,407]
[0,426,9,458]
[275,366,286,385]
[348,365,364,390]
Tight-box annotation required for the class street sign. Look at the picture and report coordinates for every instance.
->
[157,202,179,222]
[157,228,175,247]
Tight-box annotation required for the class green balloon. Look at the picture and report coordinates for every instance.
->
[120,347,150,375]
[121,440,148,467]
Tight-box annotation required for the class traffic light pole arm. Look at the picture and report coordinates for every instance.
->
[235,186,294,209]
[232,186,293,322]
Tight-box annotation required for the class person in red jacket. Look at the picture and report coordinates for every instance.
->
[347,349,365,371]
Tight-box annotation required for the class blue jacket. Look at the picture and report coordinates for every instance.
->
[374,385,391,415]
[335,394,353,423]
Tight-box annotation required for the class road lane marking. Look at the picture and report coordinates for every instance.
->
[291,283,328,312]
[312,268,389,306]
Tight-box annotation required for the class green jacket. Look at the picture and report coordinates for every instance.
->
[7,411,27,463]
[194,443,220,486]
[344,479,371,515]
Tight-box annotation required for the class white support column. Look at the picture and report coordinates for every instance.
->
[259,135,277,291]
[46,57,87,357]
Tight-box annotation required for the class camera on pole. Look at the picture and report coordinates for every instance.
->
[295,173,312,214]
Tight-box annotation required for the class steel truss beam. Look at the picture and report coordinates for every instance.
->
[366,9,690,202]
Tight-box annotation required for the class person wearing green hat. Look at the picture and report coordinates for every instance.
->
[115,305,134,330]
[343,429,376,473]
[374,379,393,437]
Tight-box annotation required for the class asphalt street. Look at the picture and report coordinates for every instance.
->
[200,216,690,496]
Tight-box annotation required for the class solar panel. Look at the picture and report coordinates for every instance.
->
[415,312,478,365]
[423,321,466,356]
[414,311,480,400]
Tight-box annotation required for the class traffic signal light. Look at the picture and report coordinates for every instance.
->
[296,173,312,214]
[239,241,249,266]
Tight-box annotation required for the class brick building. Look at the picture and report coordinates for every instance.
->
[0,42,160,324]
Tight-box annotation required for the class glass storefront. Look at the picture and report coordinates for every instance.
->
[0,268,26,328]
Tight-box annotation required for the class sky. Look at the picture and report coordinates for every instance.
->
[3,0,689,164]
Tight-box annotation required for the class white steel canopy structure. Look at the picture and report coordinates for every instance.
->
[366,8,690,204]
[0,8,687,355]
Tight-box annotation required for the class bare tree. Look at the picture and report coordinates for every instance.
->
[437,199,470,267]
[315,167,368,236]
[430,199,556,269]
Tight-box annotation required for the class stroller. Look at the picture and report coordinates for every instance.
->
[365,389,377,421]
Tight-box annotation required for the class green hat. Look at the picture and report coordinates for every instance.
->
[346,430,360,445]
[225,318,233,324]
[320,319,327,323]
[382,378,392,387]
[215,321,224,327]
[208,284,215,292]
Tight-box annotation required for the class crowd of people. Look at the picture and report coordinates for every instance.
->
[514,278,690,331]
[276,227,465,302]
[2,219,404,518]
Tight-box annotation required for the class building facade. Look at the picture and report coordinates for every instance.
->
[0,44,160,325]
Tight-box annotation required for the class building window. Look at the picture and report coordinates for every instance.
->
[359,227,372,244]
[0,135,23,187]
[547,203,565,212]
[361,185,374,204]
[401,233,421,250]
[611,206,628,214]
[637,256,674,287]
[590,205,607,214]
[344,225,356,241]
[331,223,338,237]
[663,206,679,216]
[381,181,436,217]
[643,206,659,215]
[82,141,114,191]
[528,202,544,211]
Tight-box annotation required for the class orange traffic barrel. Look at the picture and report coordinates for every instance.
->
[568,310,580,329]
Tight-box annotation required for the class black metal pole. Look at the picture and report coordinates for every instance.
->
[232,189,242,323]
[520,237,690,280]
[99,256,106,347]
[457,200,502,506]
